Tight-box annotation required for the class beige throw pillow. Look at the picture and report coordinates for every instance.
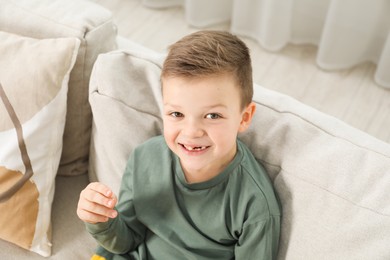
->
[0,31,79,257]
[0,0,117,176]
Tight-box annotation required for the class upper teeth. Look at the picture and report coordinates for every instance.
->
[184,145,206,151]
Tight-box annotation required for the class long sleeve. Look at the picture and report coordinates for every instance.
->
[85,137,282,259]
[234,215,281,260]
[85,155,147,254]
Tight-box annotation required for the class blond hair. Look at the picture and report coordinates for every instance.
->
[161,30,253,109]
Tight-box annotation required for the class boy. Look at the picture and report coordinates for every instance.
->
[77,30,281,259]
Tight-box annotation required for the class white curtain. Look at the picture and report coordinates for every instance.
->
[143,0,390,88]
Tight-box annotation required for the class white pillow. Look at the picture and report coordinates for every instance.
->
[0,31,79,257]
[0,0,117,176]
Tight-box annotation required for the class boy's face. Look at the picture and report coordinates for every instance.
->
[162,73,255,183]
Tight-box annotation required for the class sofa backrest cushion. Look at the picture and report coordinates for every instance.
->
[89,44,390,259]
[0,0,117,176]
[89,47,165,193]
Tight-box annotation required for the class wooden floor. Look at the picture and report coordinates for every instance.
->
[94,0,390,143]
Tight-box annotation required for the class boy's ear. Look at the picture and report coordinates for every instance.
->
[238,102,256,133]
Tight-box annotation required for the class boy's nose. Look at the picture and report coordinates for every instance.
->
[182,119,204,138]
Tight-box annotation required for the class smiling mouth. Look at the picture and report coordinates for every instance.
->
[180,144,209,151]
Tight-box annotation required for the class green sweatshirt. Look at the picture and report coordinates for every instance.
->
[86,136,281,259]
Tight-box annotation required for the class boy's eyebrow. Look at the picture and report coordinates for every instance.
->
[163,103,180,108]
[203,104,228,110]
[163,103,228,109]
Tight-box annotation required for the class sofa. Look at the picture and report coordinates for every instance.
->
[0,0,389,259]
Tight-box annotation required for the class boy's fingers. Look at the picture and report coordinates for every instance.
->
[110,192,118,206]
[77,182,118,224]
[87,182,115,198]
[82,189,116,209]
[81,183,117,209]
[78,199,117,219]
[77,208,110,224]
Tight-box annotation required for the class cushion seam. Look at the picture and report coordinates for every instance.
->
[257,102,390,159]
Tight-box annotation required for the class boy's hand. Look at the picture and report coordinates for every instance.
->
[77,182,118,224]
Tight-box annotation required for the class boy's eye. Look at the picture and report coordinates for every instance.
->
[170,112,184,118]
[205,113,221,119]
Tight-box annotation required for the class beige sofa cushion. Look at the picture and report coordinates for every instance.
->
[89,46,165,193]
[89,43,390,259]
[241,87,390,259]
[0,31,79,257]
[0,0,117,176]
